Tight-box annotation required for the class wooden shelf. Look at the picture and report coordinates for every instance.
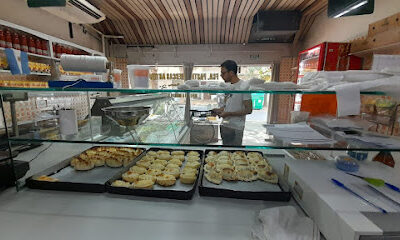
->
[350,42,400,57]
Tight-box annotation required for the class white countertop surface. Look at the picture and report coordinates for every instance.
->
[0,187,300,240]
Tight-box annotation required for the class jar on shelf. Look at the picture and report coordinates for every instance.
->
[35,38,43,55]
[0,29,5,48]
[20,35,28,52]
[41,40,48,56]
[28,36,36,53]
[5,30,12,48]
[12,32,20,50]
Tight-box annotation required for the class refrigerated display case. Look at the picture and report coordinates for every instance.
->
[294,42,362,116]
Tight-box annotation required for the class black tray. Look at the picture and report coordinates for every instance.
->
[26,146,146,193]
[106,148,204,200]
[198,149,291,201]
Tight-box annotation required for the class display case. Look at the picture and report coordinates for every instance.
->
[2,86,400,239]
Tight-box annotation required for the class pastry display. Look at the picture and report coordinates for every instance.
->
[114,149,202,190]
[69,147,143,171]
[204,151,278,185]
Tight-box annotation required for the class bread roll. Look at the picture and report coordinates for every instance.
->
[185,161,200,169]
[163,167,180,178]
[111,180,131,188]
[74,159,95,171]
[187,156,200,162]
[187,151,200,157]
[180,173,196,184]
[157,154,171,160]
[130,166,147,174]
[171,151,185,155]
[147,151,157,156]
[156,174,176,187]
[157,150,170,155]
[106,158,123,168]
[138,174,156,183]
[166,163,179,169]
[147,168,163,177]
[133,180,154,189]
[171,155,185,161]
[136,160,152,169]
[122,171,140,183]
[169,159,182,166]
[154,159,168,166]
[205,170,222,184]
[148,163,165,170]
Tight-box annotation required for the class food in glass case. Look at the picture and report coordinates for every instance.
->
[70,147,143,171]
[203,151,278,184]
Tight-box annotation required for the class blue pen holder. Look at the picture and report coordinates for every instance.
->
[347,150,368,161]
[335,155,359,172]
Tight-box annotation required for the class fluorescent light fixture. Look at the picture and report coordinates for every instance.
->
[333,0,368,18]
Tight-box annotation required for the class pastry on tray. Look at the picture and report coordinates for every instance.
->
[74,158,95,171]
[156,174,176,187]
[35,175,59,182]
[130,166,147,174]
[180,172,197,184]
[105,157,123,168]
[136,160,152,169]
[171,155,185,161]
[163,167,180,178]
[122,171,140,183]
[221,168,237,181]
[236,169,258,182]
[138,174,156,183]
[111,180,131,188]
[133,179,154,189]
[148,163,165,170]
[187,156,200,162]
[185,161,200,169]
[154,159,168,166]
[171,151,185,155]
[187,151,200,157]
[169,159,182,166]
[257,170,278,184]
[147,168,163,177]
[205,169,223,185]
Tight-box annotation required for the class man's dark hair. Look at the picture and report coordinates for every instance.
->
[221,60,238,75]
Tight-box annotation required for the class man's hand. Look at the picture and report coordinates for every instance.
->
[218,112,231,118]
[211,108,223,116]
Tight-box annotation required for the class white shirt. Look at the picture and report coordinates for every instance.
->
[222,80,251,130]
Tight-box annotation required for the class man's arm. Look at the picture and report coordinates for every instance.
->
[219,99,252,117]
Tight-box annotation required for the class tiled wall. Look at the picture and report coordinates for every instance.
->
[276,57,297,123]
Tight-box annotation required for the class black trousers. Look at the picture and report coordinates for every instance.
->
[220,125,244,146]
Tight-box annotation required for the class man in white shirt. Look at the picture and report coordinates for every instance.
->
[212,60,252,146]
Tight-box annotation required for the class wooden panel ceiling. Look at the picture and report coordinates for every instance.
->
[89,0,327,45]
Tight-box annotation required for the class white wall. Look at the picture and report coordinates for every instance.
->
[121,43,293,65]
[302,0,400,49]
[0,0,101,52]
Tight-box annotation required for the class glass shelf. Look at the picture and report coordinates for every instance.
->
[0,86,387,95]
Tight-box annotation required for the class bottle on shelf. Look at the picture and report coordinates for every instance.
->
[5,30,12,48]
[35,38,43,55]
[0,29,5,48]
[28,36,36,53]
[41,40,48,56]
[21,35,28,52]
[12,32,20,50]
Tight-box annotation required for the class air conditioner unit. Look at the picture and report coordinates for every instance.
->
[41,0,105,24]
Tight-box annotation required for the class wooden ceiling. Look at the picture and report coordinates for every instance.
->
[89,0,327,45]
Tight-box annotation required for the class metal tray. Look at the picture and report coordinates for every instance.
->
[26,147,146,193]
[106,148,204,200]
[198,149,291,201]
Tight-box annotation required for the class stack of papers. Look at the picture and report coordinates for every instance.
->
[264,123,336,146]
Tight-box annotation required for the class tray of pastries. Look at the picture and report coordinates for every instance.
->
[198,149,291,201]
[106,148,203,200]
[26,146,145,193]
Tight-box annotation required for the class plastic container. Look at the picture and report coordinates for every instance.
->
[113,69,122,89]
[290,111,310,123]
[335,155,359,172]
[347,150,368,161]
[127,65,149,89]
